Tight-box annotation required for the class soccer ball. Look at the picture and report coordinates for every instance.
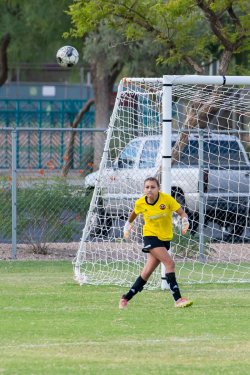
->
[56,46,79,67]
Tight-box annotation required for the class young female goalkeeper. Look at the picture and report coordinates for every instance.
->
[119,177,193,309]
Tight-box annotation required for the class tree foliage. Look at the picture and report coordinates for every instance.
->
[66,0,250,75]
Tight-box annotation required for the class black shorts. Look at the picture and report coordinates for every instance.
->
[142,236,170,253]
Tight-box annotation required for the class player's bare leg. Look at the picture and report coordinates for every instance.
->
[140,253,160,280]
[150,247,193,308]
[149,246,175,273]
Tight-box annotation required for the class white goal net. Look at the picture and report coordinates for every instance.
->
[74,75,250,287]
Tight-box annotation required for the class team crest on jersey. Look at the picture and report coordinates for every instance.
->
[159,204,166,210]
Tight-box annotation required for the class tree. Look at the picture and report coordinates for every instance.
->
[66,0,250,162]
[67,0,250,76]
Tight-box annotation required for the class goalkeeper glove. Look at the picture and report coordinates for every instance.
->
[124,221,133,239]
[181,217,189,235]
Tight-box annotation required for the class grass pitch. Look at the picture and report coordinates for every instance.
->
[0,261,249,375]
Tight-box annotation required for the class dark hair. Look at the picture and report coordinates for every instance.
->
[144,177,160,188]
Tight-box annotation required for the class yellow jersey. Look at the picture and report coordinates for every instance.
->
[134,192,181,241]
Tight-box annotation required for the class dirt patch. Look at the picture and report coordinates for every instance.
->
[1,242,250,263]
[207,243,250,262]
[0,243,78,261]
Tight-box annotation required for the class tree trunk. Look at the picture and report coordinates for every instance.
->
[62,98,95,177]
[0,33,11,86]
[91,62,112,170]
[218,50,233,76]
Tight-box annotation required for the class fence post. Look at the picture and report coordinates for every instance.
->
[198,129,205,262]
[38,101,42,168]
[11,128,17,259]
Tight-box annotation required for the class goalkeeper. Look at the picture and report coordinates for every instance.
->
[119,177,193,309]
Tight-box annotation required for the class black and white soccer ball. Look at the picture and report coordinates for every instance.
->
[56,46,79,67]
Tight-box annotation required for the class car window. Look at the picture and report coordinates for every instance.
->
[204,140,247,166]
[176,140,247,166]
[175,141,199,166]
[118,140,141,168]
[139,140,160,168]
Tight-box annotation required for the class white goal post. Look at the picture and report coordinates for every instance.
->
[74,75,250,287]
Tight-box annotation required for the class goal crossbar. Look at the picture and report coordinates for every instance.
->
[125,75,250,85]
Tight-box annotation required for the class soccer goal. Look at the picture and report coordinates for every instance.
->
[74,75,250,287]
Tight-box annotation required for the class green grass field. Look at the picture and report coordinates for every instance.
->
[0,261,249,375]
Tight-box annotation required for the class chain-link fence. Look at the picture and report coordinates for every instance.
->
[1,126,250,259]
[0,127,106,257]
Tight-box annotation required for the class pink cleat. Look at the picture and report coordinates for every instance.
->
[175,297,193,308]
[119,297,128,310]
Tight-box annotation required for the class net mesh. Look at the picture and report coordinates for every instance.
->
[74,77,250,287]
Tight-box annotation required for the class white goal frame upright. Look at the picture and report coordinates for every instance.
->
[74,75,250,287]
